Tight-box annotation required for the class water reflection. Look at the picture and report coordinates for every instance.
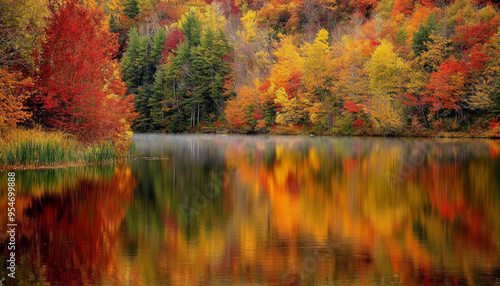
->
[1,135,500,285]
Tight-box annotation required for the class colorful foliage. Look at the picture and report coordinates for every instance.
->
[33,0,136,151]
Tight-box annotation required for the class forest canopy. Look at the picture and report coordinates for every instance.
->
[1,0,500,138]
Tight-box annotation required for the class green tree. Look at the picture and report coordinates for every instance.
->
[411,14,437,56]
[121,27,168,132]
[122,0,139,20]
[151,13,234,132]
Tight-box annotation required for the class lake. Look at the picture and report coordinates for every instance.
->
[1,134,500,285]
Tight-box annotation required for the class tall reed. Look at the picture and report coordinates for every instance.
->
[0,127,116,168]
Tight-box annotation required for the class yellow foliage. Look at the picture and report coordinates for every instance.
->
[300,29,332,93]
[366,39,409,96]
[418,32,452,71]
[179,3,227,32]
[465,77,494,111]
[364,94,406,134]
[330,36,372,102]
[0,0,48,66]
[239,10,258,43]
[445,0,479,27]
[275,88,303,126]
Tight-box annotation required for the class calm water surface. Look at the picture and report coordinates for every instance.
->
[1,135,500,285]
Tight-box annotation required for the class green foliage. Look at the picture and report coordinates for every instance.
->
[411,14,437,56]
[81,144,116,163]
[123,0,140,20]
[331,114,354,135]
[396,29,407,46]
[121,27,169,132]
[180,12,203,47]
[0,129,115,167]
[152,13,234,132]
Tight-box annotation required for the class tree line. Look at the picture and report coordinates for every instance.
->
[1,0,500,140]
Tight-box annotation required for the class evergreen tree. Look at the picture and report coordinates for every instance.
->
[147,28,167,82]
[122,27,170,131]
[411,14,437,56]
[151,13,234,132]
[123,0,139,20]
[121,28,142,93]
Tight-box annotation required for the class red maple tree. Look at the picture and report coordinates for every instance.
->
[425,57,468,113]
[34,0,136,146]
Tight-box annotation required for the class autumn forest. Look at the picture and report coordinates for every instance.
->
[1,0,500,162]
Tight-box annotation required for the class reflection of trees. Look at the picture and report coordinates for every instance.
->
[232,138,500,285]
[0,164,136,285]
[1,137,499,285]
[128,136,500,285]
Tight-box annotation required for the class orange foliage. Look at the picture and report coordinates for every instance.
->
[0,68,32,128]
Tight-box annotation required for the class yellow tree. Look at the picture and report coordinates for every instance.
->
[238,10,258,43]
[300,29,334,131]
[465,30,500,112]
[365,40,408,134]
[269,35,303,91]
[331,36,373,104]
[179,3,227,33]
[418,32,453,72]
[274,87,303,127]
[0,0,48,70]
[301,29,332,94]
[267,35,309,130]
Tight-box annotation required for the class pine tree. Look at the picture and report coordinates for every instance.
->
[122,0,139,20]
[122,27,170,132]
[149,28,167,77]
[411,14,437,56]
[150,13,234,132]
[121,28,142,93]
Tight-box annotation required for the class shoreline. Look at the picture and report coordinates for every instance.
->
[0,161,116,172]
[4,133,498,170]
[136,131,500,139]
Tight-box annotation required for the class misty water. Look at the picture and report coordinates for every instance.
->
[1,134,500,285]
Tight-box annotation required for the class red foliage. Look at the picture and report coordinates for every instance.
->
[454,22,496,50]
[351,0,378,14]
[353,119,364,127]
[157,2,183,26]
[425,57,467,112]
[258,79,272,92]
[34,0,135,144]
[344,101,360,113]
[161,28,185,63]
[392,0,415,15]
[252,113,263,119]
[490,117,499,130]
[285,69,302,97]
[466,44,489,73]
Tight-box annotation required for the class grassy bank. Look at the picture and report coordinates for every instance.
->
[0,127,116,170]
